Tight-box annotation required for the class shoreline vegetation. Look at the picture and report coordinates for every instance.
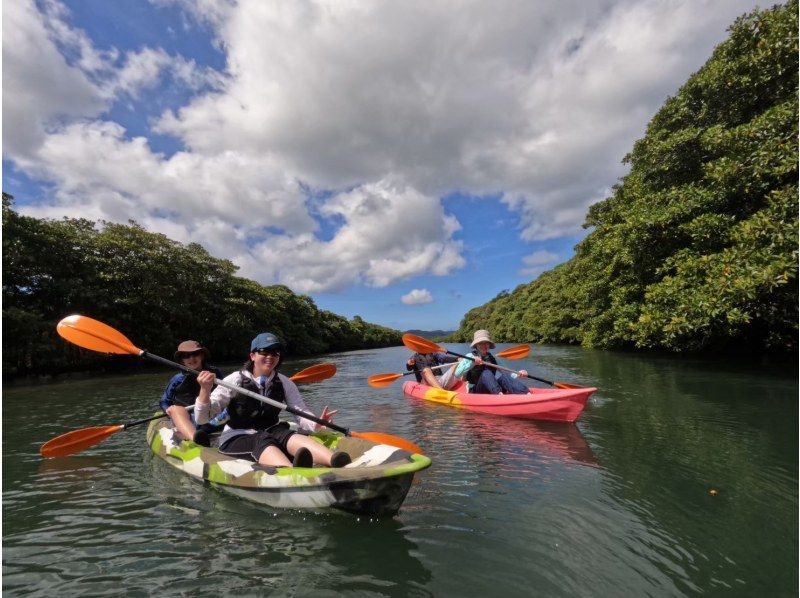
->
[2,196,401,380]
[449,2,797,357]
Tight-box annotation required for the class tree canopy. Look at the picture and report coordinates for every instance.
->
[452,1,798,355]
[2,194,401,377]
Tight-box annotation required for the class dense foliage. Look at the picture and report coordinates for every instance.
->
[2,195,401,377]
[452,1,798,355]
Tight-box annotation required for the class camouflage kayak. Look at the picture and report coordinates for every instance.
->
[146,418,431,517]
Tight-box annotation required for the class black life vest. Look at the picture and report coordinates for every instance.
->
[171,365,223,407]
[465,351,498,385]
[226,371,286,430]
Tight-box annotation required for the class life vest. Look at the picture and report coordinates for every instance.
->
[226,371,286,430]
[171,365,223,407]
[465,351,498,385]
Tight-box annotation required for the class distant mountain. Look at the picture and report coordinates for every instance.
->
[404,329,455,340]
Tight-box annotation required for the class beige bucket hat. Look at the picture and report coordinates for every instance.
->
[470,329,496,349]
[174,340,210,361]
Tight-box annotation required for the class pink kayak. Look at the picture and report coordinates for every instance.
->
[402,380,596,423]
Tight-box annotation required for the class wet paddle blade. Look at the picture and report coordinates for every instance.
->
[401,333,444,355]
[57,315,141,355]
[367,373,404,388]
[496,344,531,360]
[351,431,424,455]
[40,425,124,458]
[289,363,336,384]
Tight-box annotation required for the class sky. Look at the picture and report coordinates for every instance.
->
[3,0,762,331]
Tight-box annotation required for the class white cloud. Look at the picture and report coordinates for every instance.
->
[519,249,560,278]
[155,0,756,238]
[401,289,434,305]
[5,0,761,295]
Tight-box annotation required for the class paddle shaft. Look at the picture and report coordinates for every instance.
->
[443,349,557,385]
[121,404,196,430]
[141,351,349,435]
[403,362,454,377]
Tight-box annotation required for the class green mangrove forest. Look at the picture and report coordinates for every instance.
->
[2,194,400,378]
[451,1,798,355]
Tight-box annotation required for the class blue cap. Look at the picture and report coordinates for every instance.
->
[250,332,282,352]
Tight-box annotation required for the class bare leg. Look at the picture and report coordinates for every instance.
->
[421,367,443,388]
[286,434,335,466]
[167,405,196,440]
[438,365,457,389]
[258,445,292,467]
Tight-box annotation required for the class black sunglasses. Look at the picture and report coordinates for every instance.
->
[178,350,204,359]
[253,349,280,357]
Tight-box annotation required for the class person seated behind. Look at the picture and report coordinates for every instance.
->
[406,351,459,389]
[194,332,350,469]
[159,340,224,446]
[454,329,529,394]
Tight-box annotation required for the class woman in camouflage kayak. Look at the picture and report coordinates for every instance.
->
[194,332,351,468]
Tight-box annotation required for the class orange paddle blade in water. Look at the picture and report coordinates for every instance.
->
[40,425,124,458]
[367,373,404,388]
[351,431,423,454]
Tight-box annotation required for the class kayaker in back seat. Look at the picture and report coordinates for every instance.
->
[454,329,529,394]
[159,340,225,446]
[406,352,459,389]
[194,332,351,469]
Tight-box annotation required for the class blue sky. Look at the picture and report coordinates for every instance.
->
[3,0,761,331]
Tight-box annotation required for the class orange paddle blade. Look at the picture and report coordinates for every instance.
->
[496,344,531,360]
[554,381,585,389]
[401,333,443,355]
[40,424,124,458]
[367,373,404,388]
[351,431,423,455]
[57,315,141,355]
[289,363,336,384]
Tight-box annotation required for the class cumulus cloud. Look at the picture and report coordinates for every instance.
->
[519,250,560,278]
[401,289,434,305]
[3,0,220,158]
[5,0,760,294]
[155,0,757,238]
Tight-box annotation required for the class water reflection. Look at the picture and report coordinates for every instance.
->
[144,456,433,596]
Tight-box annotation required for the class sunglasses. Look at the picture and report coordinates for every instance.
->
[253,349,280,357]
[178,351,204,360]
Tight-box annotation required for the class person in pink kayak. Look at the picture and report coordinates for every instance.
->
[193,332,350,468]
[406,351,459,389]
[454,330,529,394]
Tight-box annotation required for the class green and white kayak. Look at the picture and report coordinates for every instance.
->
[146,418,431,517]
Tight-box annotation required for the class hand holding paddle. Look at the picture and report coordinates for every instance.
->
[401,333,585,390]
[42,315,423,456]
[41,362,337,458]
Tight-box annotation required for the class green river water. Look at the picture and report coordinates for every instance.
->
[3,344,797,597]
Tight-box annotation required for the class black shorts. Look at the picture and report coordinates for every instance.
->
[218,422,296,462]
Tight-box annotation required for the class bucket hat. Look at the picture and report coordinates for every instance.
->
[174,340,210,361]
[470,329,496,349]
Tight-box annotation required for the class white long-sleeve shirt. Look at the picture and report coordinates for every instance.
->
[194,369,319,445]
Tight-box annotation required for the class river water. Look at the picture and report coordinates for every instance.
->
[3,344,797,596]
